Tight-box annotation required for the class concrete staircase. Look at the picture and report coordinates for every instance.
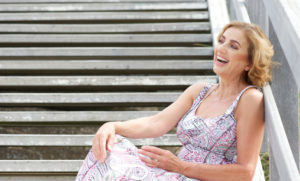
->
[0,0,217,180]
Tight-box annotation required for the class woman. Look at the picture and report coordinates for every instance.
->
[76,21,273,181]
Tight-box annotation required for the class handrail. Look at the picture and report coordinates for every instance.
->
[262,0,300,88]
[264,85,300,180]
[230,0,300,180]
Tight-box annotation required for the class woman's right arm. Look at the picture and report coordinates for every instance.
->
[92,82,205,162]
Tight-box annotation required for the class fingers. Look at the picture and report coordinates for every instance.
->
[98,133,108,162]
[138,150,159,168]
[138,146,163,168]
[138,148,160,160]
[106,133,115,152]
[138,146,180,172]
[91,123,116,162]
[92,132,107,162]
[140,145,165,155]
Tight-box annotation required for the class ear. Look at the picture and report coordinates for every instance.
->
[245,60,252,71]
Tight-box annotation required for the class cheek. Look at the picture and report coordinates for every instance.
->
[232,52,249,66]
[213,48,217,61]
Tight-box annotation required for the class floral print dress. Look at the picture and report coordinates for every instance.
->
[76,84,265,181]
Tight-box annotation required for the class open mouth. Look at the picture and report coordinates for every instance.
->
[216,56,229,64]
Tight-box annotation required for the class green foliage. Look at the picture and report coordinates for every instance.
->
[260,152,269,181]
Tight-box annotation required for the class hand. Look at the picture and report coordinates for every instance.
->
[138,146,183,173]
[92,122,116,162]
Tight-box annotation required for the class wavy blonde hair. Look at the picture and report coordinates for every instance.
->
[217,22,274,88]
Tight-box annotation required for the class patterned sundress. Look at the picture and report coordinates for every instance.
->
[76,84,265,181]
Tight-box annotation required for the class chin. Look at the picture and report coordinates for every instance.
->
[213,65,222,76]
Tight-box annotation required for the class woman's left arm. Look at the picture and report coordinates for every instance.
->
[138,88,265,181]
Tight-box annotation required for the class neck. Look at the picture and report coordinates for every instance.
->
[216,76,248,100]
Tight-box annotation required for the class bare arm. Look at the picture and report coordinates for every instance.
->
[93,82,206,162]
[139,88,265,181]
[114,82,205,138]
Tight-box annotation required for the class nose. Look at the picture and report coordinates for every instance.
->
[216,43,227,54]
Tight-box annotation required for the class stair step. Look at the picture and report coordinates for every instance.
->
[0,2,207,12]
[0,134,180,146]
[0,60,213,71]
[0,0,205,3]
[0,47,213,57]
[0,22,210,33]
[0,11,208,22]
[0,34,211,44]
[0,111,158,123]
[0,92,181,106]
[0,176,75,181]
[0,160,82,173]
[0,75,217,87]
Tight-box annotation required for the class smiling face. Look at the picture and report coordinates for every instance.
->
[213,27,252,82]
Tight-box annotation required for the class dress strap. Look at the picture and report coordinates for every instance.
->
[225,85,258,115]
[191,83,216,111]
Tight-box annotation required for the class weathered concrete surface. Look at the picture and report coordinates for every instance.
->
[0,47,213,57]
[0,0,213,178]
[0,22,210,33]
[0,92,180,106]
[0,2,207,12]
[0,34,212,44]
[0,111,157,123]
[0,0,204,3]
[0,76,217,86]
[0,11,209,21]
[269,22,299,168]
[0,60,214,71]
[262,0,300,89]
[0,134,180,146]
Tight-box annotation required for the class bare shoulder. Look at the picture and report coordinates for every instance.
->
[186,82,208,100]
[235,88,264,119]
[240,88,264,105]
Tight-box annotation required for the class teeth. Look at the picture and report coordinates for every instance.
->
[217,56,228,63]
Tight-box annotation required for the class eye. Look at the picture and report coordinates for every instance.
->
[231,44,238,50]
[218,38,224,44]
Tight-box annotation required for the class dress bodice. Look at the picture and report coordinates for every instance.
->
[176,84,256,165]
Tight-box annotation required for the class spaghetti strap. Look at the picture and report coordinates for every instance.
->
[225,85,258,115]
[190,83,217,111]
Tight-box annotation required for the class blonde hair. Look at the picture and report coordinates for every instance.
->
[217,21,274,88]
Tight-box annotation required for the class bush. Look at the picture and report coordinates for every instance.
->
[260,152,269,181]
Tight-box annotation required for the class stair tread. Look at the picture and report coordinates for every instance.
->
[0,2,207,12]
[0,111,158,122]
[0,47,213,57]
[0,0,204,2]
[0,92,181,106]
[0,22,210,33]
[0,75,217,86]
[0,11,208,21]
[0,60,213,70]
[0,134,180,146]
[0,34,212,43]
[0,160,84,172]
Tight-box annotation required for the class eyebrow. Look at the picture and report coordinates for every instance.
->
[221,35,241,46]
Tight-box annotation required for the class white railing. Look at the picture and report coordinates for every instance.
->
[264,85,300,180]
[262,0,300,89]
[208,0,300,180]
